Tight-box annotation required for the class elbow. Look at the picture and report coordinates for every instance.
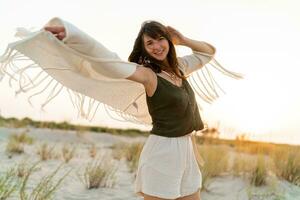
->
[205,42,216,55]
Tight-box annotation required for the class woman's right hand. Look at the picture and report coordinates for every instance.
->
[44,26,66,41]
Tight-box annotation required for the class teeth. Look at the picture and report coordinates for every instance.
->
[155,50,163,55]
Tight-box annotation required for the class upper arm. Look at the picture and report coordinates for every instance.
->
[126,65,154,86]
[178,45,216,76]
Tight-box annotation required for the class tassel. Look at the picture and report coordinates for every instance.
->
[15,27,32,39]
[188,58,243,105]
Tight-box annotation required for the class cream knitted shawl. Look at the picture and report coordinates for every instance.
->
[0,17,242,125]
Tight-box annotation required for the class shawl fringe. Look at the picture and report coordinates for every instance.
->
[0,48,148,125]
[0,40,243,126]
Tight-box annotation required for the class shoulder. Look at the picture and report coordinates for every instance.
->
[126,64,156,85]
[137,65,156,79]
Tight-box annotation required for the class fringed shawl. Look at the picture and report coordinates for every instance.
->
[0,17,242,126]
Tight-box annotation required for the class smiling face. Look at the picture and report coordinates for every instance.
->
[143,34,169,62]
[128,20,179,74]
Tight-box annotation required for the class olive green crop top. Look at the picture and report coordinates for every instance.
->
[146,73,204,137]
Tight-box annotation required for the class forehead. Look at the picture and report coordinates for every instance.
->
[143,34,161,42]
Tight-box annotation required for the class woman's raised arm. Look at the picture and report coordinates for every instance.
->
[44,18,152,85]
[166,26,216,75]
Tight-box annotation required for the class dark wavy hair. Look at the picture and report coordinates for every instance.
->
[128,20,185,79]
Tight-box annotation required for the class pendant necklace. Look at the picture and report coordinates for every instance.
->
[161,70,181,86]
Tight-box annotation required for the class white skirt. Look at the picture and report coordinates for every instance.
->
[134,131,202,199]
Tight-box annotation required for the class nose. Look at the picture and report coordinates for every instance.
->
[152,41,161,50]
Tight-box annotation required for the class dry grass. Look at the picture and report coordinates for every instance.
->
[61,144,76,163]
[5,131,35,156]
[75,126,88,138]
[198,145,229,191]
[235,140,276,155]
[250,155,269,186]
[6,136,24,155]
[124,143,143,173]
[89,144,97,158]
[16,159,39,178]
[111,142,128,160]
[19,162,71,200]
[232,153,256,177]
[0,168,20,200]
[79,155,118,189]
[10,131,34,145]
[271,146,300,186]
[36,143,56,161]
[111,142,144,173]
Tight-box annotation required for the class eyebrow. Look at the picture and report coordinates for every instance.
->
[145,39,153,44]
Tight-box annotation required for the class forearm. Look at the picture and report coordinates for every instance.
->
[177,38,216,75]
[44,17,136,79]
[45,17,119,59]
[181,38,216,55]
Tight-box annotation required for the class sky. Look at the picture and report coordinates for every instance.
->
[0,0,300,145]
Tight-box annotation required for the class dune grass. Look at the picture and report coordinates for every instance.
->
[250,155,269,186]
[235,140,276,156]
[16,159,39,178]
[0,116,149,137]
[198,145,229,191]
[1,161,70,200]
[271,146,300,186]
[124,142,144,173]
[19,162,71,200]
[36,143,56,161]
[5,131,35,156]
[89,144,97,158]
[10,131,34,145]
[111,142,144,173]
[79,155,118,189]
[61,144,76,163]
[6,136,24,155]
[232,153,256,177]
[0,168,20,200]
[111,142,128,161]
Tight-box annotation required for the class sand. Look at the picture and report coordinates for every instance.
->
[0,127,299,200]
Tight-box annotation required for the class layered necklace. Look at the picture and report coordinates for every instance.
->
[161,70,182,86]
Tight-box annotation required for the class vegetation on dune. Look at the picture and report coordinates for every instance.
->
[78,155,118,189]
[198,145,229,191]
[0,168,20,200]
[19,162,71,200]
[0,161,70,200]
[111,142,144,173]
[1,116,300,192]
[0,116,148,137]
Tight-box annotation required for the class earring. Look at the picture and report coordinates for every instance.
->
[143,57,151,64]
[138,56,143,64]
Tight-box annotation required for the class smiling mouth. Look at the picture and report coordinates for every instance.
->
[154,50,164,56]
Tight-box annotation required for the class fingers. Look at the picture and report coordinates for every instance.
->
[44,26,65,33]
[44,26,66,40]
[166,26,178,33]
[57,31,66,40]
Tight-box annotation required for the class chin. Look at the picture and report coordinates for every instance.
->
[155,57,165,61]
[152,55,167,61]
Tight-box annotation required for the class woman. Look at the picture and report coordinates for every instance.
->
[45,20,212,200]
[1,18,240,200]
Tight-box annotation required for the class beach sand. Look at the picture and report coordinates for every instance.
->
[0,127,299,200]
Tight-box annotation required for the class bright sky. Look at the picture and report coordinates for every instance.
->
[0,0,299,145]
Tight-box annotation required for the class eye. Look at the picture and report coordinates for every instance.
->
[159,36,165,40]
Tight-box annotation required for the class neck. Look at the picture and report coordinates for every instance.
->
[162,59,170,67]
[161,60,172,72]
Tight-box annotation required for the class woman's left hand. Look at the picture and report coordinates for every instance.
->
[44,26,66,41]
[166,26,187,45]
